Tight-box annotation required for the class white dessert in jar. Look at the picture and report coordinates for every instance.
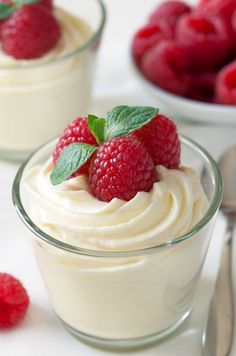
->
[0,6,103,158]
[24,157,210,340]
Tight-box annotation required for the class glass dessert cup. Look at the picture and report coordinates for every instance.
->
[12,135,222,350]
[0,0,106,161]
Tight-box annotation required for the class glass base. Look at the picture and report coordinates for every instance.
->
[58,310,191,351]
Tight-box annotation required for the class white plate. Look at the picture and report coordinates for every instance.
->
[131,58,236,125]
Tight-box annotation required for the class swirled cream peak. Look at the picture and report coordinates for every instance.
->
[25,158,209,251]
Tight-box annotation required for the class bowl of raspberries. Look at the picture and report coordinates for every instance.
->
[131,0,236,124]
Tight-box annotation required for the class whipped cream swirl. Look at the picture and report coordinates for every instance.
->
[25,159,209,251]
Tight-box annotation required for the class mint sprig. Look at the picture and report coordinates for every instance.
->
[50,143,98,185]
[104,106,159,140]
[0,0,39,20]
[0,3,14,19]
[50,105,159,185]
[88,114,106,145]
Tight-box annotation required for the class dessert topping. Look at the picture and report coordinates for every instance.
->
[0,0,60,59]
[53,118,98,177]
[50,106,181,202]
[134,114,180,169]
[50,106,159,187]
[89,135,157,202]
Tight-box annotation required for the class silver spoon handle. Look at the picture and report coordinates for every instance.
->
[229,223,236,356]
[218,221,235,356]
[202,221,235,356]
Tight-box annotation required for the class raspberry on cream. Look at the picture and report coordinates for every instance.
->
[1,3,60,60]
[0,1,105,158]
[14,107,221,347]
[26,159,209,251]
[23,151,210,341]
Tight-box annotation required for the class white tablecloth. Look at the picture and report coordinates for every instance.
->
[1,0,236,355]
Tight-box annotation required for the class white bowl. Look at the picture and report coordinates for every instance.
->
[131,58,236,125]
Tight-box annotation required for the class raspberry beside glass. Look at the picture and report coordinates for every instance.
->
[12,106,223,349]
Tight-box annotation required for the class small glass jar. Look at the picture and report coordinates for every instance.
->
[12,135,222,350]
[0,0,106,161]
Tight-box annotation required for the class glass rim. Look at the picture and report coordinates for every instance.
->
[12,134,223,258]
[0,0,106,70]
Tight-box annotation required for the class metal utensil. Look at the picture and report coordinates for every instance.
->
[202,145,236,356]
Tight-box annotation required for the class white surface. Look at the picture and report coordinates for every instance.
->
[1,0,236,355]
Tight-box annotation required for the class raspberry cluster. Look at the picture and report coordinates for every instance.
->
[0,0,60,59]
[132,0,236,105]
[52,107,181,203]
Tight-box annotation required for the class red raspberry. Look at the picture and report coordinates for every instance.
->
[195,0,236,25]
[1,4,60,59]
[216,60,236,104]
[233,9,236,31]
[40,0,52,11]
[0,273,29,328]
[232,10,236,53]
[89,135,157,202]
[53,118,98,176]
[132,24,172,64]
[176,14,231,71]
[187,72,216,102]
[141,40,191,96]
[135,114,180,169]
[149,1,191,36]
[233,9,236,28]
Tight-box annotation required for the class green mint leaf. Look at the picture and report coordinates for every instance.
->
[88,114,106,144]
[0,3,14,19]
[13,0,39,5]
[0,0,39,20]
[50,143,98,185]
[105,105,159,140]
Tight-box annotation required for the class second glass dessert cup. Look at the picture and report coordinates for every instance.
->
[0,0,106,161]
[12,135,222,349]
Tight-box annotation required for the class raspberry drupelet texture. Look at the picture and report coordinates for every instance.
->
[1,4,60,59]
[53,118,98,176]
[89,135,157,202]
[0,273,29,328]
[141,40,190,96]
[176,14,231,71]
[149,0,191,36]
[135,114,180,169]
